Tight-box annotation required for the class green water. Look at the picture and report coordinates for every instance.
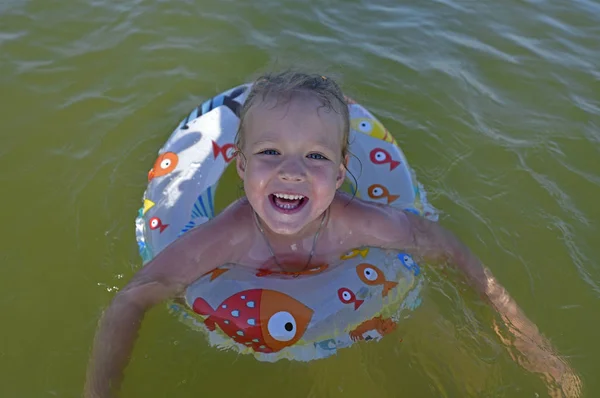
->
[1,0,598,396]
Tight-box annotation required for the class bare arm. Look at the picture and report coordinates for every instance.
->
[84,282,169,398]
[358,205,582,397]
[84,204,249,397]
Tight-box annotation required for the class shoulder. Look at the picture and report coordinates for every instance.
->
[208,197,254,230]
[329,191,412,249]
[134,199,255,285]
[189,197,255,250]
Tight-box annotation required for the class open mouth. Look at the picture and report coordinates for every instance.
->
[269,193,308,214]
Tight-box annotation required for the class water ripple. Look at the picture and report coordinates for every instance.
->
[517,153,590,226]
[547,215,600,297]
[536,14,585,37]
[1,0,599,395]
[281,30,340,45]
[505,32,596,70]
[441,32,520,64]
[570,94,600,117]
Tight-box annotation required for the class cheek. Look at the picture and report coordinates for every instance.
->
[310,164,340,185]
[244,160,272,186]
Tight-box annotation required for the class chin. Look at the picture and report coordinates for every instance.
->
[259,210,311,235]
[258,205,320,237]
[267,222,307,236]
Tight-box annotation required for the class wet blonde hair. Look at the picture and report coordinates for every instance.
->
[234,71,350,161]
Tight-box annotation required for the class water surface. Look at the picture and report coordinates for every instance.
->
[0,0,598,396]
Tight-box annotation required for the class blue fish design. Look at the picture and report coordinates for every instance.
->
[314,339,338,352]
[190,185,215,220]
[136,239,146,254]
[178,220,199,237]
[403,208,420,216]
[179,85,247,130]
[398,253,420,276]
[178,186,214,237]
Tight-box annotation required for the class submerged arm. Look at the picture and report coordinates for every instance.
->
[84,208,245,397]
[366,207,582,397]
[84,280,175,398]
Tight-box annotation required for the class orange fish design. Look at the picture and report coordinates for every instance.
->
[367,184,399,204]
[149,217,168,233]
[370,148,400,171]
[340,248,369,260]
[356,263,398,297]
[192,289,313,353]
[202,268,229,281]
[212,141,236,163]
[148,152,178,181]
[338,287,364,310]
[349,315,397,341]
[256,264,329,278]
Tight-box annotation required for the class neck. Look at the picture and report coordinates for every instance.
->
[254,208,329,254]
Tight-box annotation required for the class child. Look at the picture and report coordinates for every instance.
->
[85,71,581,397]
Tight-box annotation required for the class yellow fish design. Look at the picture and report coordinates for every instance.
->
[351,118,398,146]
[143,199,155,215]
[340,248,369,260]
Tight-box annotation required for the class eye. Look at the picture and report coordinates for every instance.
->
[338,288,354,304]
[307,153,326,160]
[372,187,383,196]
[363,267,378,281]
[259,149,279,155]
[149,217,160,229]
[359,121,372,133]
[267,311,297,342]
[160,158,172,170]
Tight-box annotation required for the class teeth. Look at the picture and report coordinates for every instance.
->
[274,193,304,200]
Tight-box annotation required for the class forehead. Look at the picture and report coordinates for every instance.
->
[244,93,344,147]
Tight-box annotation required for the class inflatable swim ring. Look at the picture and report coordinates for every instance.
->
[135,83,438,362]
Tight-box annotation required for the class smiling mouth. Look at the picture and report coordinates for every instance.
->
[269,193,308,213]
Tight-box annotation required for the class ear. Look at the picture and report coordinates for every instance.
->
[335,154,349,189]
[236,149,246,180]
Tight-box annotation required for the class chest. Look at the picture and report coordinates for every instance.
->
[234,230,358,272]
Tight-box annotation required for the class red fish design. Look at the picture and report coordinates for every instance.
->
[356,263,398,297]
[370,148,400,171]
[338,287,364,310]
[192,289,313,353]
[148,217,168,233]
[212,141,236,163]
[148,152,178,181]
[367,184,399,204]
[256,264,329,278]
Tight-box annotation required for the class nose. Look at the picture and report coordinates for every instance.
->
[278,157,306,182]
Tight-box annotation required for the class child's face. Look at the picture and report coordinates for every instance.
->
[237,94,347,236]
